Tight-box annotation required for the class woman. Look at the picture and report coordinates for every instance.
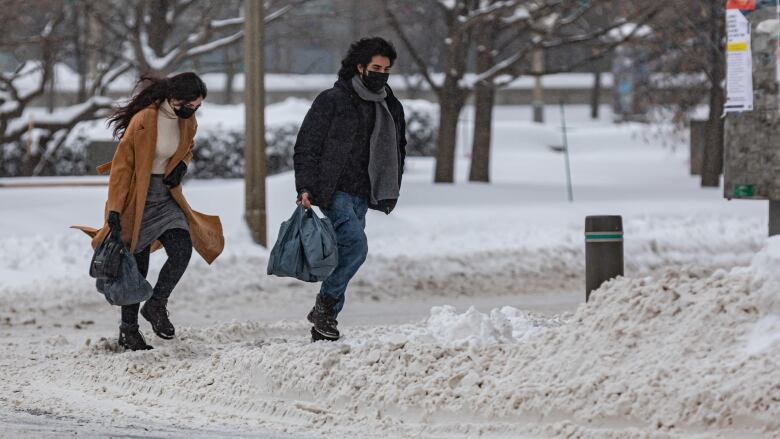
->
[75,72,224,351]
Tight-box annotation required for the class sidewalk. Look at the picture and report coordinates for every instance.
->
[0,176,109,188]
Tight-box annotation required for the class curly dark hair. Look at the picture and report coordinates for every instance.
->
[337,37,397,81]
[107,72,207,139]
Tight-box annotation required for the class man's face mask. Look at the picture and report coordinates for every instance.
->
[361,69,389,93]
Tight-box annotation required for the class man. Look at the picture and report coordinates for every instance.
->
[293,37,407,341]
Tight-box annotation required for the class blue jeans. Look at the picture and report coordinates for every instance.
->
[319,191,368,316]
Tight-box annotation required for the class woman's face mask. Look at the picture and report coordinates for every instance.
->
[170,97,203,119]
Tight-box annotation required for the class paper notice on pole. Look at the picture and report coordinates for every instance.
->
[725,9,754,113]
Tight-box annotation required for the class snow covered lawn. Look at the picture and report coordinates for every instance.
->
[0,105,777,438]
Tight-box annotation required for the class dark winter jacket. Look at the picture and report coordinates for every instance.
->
[335,98,374,200]
[293,78,407,214]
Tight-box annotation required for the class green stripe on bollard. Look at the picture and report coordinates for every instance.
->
[585,232,624,242]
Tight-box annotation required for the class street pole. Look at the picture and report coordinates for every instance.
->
[560,101,574,203]
[244,0,268,246]
[723,2,780,238]
[532,47,545,123]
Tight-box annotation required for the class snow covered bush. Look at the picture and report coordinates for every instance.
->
[0,140,89,177]
[0,98,440,178]
[189,123,299,179]
[186,99,439,178]
[50,137,88,176]
[264,122,298,175]
[0,142,25,177]
[403,99,439,157]
[189,129,245,179]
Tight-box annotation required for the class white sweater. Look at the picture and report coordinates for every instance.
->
[153,100,181,174]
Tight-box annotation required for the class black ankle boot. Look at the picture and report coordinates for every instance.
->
[307,295,340,341]
[118,323,153,351]
[141,297,175,340]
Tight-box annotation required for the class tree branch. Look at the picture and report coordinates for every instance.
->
[478,2,664,86]
[384,4,442,93]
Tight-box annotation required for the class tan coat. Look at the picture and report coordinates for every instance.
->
[73,105,224,264]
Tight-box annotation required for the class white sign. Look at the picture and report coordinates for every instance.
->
[725,9,754,113]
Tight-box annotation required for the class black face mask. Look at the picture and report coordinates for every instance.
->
[361,70,389,93]
[171,100,197,119]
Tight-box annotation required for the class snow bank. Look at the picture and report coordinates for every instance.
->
[744,236,780,357]
[12,241,780,437]
[218,255,777,437]
[0,104,774,437]
[421,305,556,347]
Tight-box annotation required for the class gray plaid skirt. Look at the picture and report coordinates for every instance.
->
[135,175,189,253]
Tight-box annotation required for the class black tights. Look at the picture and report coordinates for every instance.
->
[121,228,193,325]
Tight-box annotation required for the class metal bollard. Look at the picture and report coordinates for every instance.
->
[770,201,780,237]
[585,215,624,302]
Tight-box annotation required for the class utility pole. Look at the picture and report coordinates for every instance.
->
[532,47,545,123]
[723,2,780,237]
[244,0,268,246]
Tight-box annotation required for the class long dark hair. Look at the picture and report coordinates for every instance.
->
[337,37,397,81]
[108,72,207,139]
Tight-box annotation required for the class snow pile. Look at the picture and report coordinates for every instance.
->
[246,265,777,434]
[744,236,780,356]
[421,305,557,347]
[235,253,778,436]
[749,235,780,313]
[12,242,780,437]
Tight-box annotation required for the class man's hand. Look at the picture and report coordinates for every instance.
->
[297,190,312,209]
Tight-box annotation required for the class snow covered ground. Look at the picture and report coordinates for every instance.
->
[1,105,778,438]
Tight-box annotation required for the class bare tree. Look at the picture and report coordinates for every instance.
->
[386,0,665,183]
[0,4,115,176]
[1,0,306,176]
[89,0,305,76]
[626,2,725,186]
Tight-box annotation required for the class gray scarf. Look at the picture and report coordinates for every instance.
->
[351,75,399,204]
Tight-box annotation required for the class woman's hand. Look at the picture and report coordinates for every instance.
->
[107,211,121,232]
[163,161,188,188]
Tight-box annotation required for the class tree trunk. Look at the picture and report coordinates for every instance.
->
[590,70,602,120]
[701,1,725,188]
[433,3,473,184]
[469,84,494,182]
[44,44,55,113]
[702,89,725,187]
[224,59,236,105]
[87,8,100,90]
[74,0,87,103]
[434,86,465,183]
[148,0,171,57]
[469,24,497,183]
